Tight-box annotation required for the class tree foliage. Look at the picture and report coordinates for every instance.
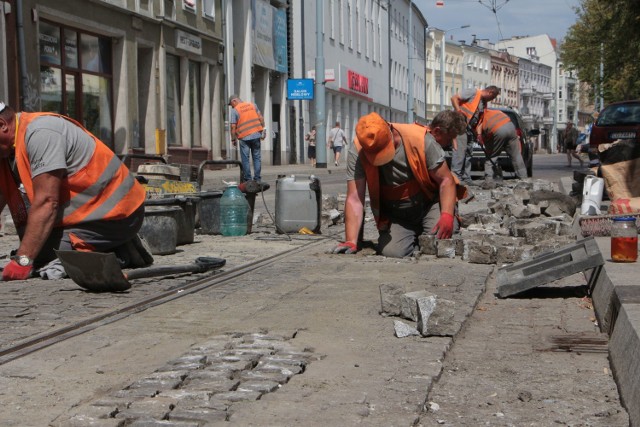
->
[561,0,640,103]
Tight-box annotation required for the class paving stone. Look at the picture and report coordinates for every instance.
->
[168,407,228,423]
[127,378,183,390]
[123,397,177,419]
[128,419,199,427]
[113,387,159,399]
[418,234,437,255]
[168,355,207,366]
[436,239,456,258]
[394,320,420,338]
[510,221,557,244]
[255,361,303,375]
[182,378,239,393]
[177,397,230,412]
[495,244,527,265]
[379,283,406,316]
[186,370,232,381]
[416,296,456,336]
[155,390,211,405]
[463,240,495,264]
[239,369,291,384]
[236,380,281,393]
[53,414,124,427]
[146,371,188,381]
[262,354,308,367]
[156,363,203,372]
[214,390,263,402]
[400,290,432,321]
[205,360,256,372]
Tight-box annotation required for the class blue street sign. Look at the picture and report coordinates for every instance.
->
[287,79,314,100]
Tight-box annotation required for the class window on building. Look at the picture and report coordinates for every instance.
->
[138,0,150,14]
[39,20,114,146]
[329,0,335,39]
[188,60,201,147]
[203,0,215,20]
[183,0,196,13]
[166,54,181,146]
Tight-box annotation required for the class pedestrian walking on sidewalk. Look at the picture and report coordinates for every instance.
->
[451,85,501,185]
[0,102,147,281]
[328,121,347,166]
[229,94,266,182]
[305,126,317,167]
[564,121,584,168]
[331,110,467,258]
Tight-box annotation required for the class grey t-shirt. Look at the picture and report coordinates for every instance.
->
[459,88,485,113]
[22,114,96,179]
[328,127,346,147]
[346,132,445,185]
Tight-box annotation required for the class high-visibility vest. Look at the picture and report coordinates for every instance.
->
[458,89,482,124]
[14,112,145,227]
[353,123,438,230]
[234,102,264,139]
[481,109,511,138]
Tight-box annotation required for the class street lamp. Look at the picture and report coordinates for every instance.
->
[439,25,470,111]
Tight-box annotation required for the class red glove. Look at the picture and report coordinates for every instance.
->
[331,241,358,254]
[431,212,455,239]
[2,259,33,281]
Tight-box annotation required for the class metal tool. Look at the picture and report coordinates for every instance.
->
[55,250,225,293]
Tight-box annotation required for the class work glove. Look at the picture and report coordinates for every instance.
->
[2,259,34,281]
[331,241,358,254]
[431,212,454,239]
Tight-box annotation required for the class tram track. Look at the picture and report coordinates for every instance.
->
[0,235,333,366]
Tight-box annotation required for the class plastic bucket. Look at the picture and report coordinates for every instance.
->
[139,206,180,255]
[144,196,199,245]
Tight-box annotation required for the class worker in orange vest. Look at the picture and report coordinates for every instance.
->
[0,102,147,281]
[229,95,266,183]
[331,110,467,258]
[479,109,528,180]
[450,86,501,185]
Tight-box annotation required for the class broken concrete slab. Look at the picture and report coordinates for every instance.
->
[496,236,604,298]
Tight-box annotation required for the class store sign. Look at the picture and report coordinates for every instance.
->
[176,30,202,55]
[347,70,369,95]
[287,79,314,100]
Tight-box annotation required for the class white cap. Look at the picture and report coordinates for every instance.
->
[0,102,5,113]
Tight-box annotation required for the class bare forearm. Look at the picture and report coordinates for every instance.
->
[18,202,58,258]
[344,197,364,244]
[438,178,457,216]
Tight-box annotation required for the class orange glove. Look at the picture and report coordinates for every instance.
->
[2,259,33,281]
[431,212,454,239]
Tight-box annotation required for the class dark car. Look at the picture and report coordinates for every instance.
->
[589,100,640,164]
[468,107,536,178]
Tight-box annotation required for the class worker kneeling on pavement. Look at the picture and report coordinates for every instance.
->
[332,110,467,258]
[0,102,147,281]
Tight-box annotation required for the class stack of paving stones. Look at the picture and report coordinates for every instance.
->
[418,179,579,265]
[54,331,317,426]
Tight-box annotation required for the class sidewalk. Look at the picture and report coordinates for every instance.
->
[589,235,640,426]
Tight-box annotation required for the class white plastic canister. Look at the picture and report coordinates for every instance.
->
[275,175,322,234]
[581,175,605,216]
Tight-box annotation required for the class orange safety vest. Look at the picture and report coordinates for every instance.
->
[354,123,439,230]
[458,89,482,123]
[481,109,511,138]
[234,102,264,139]
[14,112,145,227]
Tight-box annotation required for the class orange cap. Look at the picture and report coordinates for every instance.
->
[355,112,394,166]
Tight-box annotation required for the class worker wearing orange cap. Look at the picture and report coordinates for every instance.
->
[331,110,467,258]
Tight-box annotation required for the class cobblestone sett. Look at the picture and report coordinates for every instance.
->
[214,389,263,402]
[128,419,199,427]
[60,331,316,425]
[182,378,239,393]
[54,414,124,427]
[167,408,228,423]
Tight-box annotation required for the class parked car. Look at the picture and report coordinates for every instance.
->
[466,107,537,178]
[589,100,640,164]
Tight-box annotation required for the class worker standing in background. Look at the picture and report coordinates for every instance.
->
[229,94,266,183]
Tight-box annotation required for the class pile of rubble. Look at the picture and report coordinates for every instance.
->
[419,179,580,265]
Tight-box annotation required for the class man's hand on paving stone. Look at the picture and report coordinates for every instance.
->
[431,212,454,239]
[331,241,358,254]
[2,259,34,281]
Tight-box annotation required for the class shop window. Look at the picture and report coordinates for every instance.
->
[166,54,181,146]
[39,20,114,146]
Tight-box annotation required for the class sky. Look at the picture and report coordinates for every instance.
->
[415,0,582,45]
